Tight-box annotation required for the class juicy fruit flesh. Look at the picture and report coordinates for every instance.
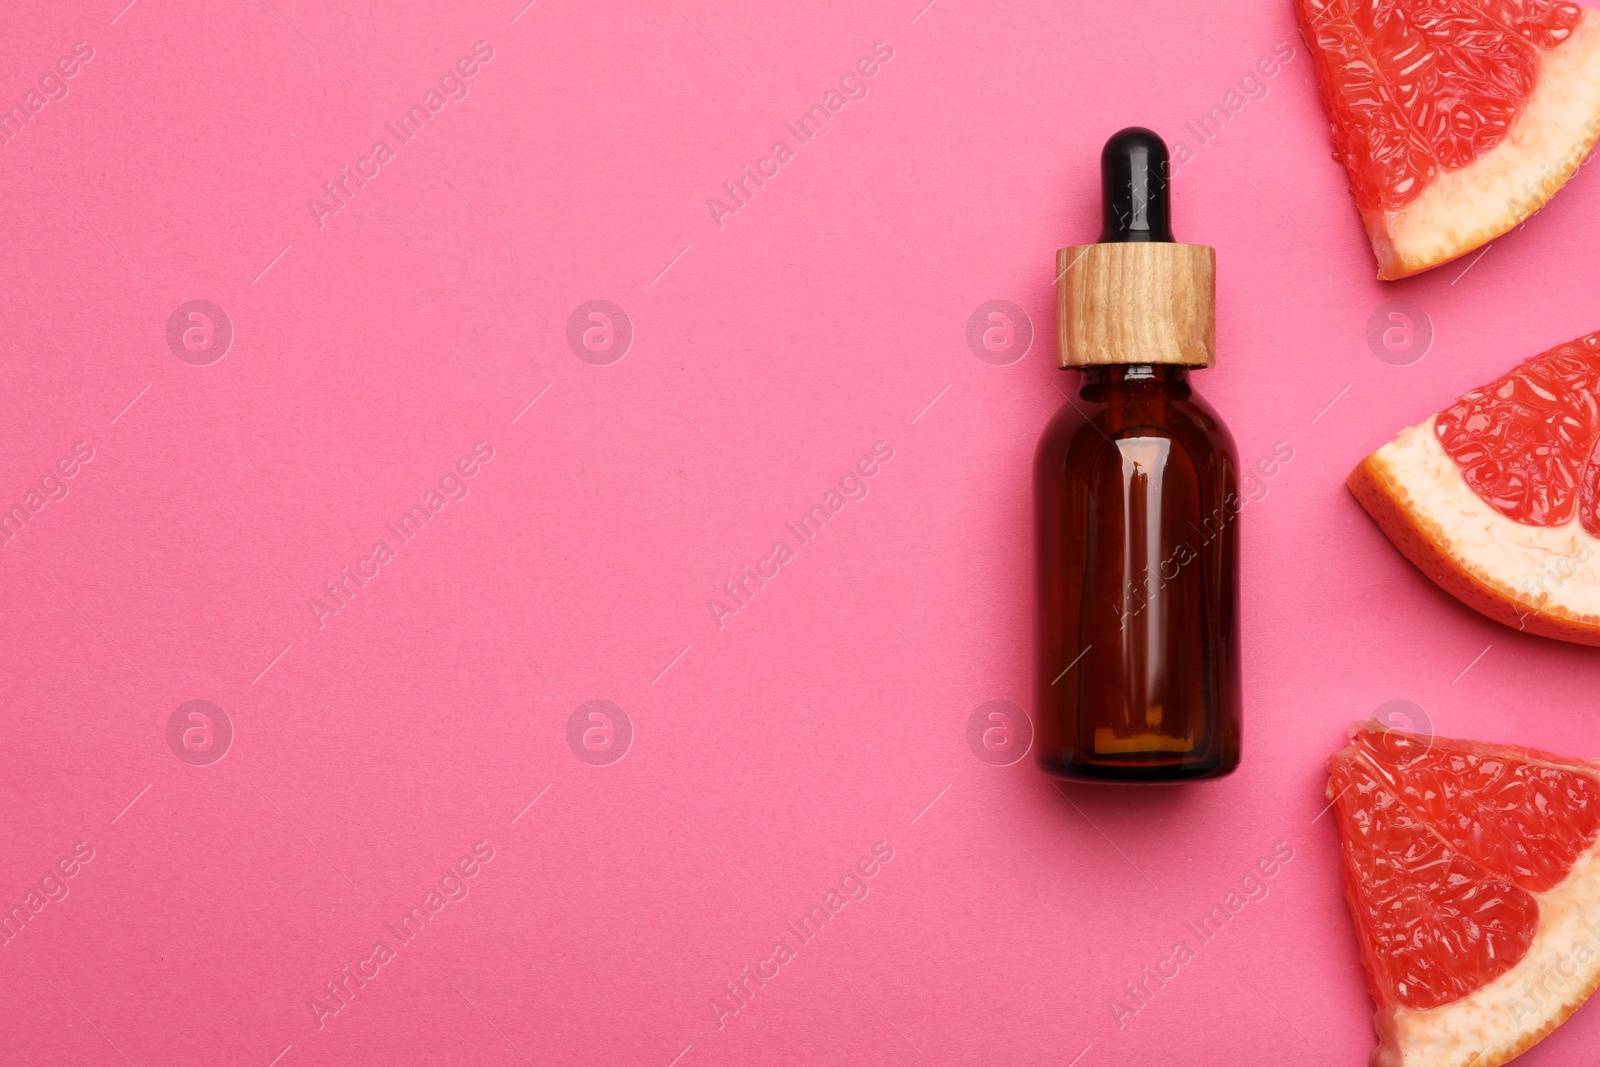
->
[1434,331,1600,534]
[1333,752,1539,1010]
[1297,0,1582,211]
[1351,727,1600,892]
[1330,723,1600,1011]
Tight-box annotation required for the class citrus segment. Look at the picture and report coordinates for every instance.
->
[1349,331,1600,645]
[1330,720,1600,1066]
[1295,0,1600,278]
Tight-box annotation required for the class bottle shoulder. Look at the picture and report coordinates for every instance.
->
[1172,388,1238,457]
[1035,380,1237,443]
[1035,375,1239,470]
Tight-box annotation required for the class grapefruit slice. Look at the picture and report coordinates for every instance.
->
[1294,0,1600,279]
[1349,329,1600,645]
[1329,719,1600,1067]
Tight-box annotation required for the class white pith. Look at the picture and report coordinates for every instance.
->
[1371,417,1600,626]
[1377,829,1600,1067]
[1366,12,1600,278]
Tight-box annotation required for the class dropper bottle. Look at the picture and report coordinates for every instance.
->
[1034,127,1241,783]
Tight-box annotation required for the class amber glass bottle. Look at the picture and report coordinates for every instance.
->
[1035,128,1241,783]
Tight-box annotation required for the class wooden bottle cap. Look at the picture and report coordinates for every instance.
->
[1056,241,1216,368]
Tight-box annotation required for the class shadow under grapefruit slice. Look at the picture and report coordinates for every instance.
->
[1295,0,1600,279]
[1330,720,1600,1067]
[1349,330,1600,645]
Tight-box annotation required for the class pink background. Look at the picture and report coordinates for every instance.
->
[5,0,1600,1064]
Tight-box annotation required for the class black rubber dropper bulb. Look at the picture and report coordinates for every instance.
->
[1099,126,1175,243]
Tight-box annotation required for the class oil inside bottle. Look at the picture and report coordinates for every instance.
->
[1035,364,1240,781]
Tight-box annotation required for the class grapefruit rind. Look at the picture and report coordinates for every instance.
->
[1368,814,1600,1067]
[1363,12,1600,280]
[1348,416,1600,646]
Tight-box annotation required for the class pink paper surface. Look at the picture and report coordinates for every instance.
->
[5,1,1600,1064]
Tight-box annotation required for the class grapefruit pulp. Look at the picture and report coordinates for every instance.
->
[1295,0,1600,279]
[1349,329,1600,645]
[1330,719,1600,1066]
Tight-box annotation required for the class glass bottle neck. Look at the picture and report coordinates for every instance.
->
[1080,364,1190,387]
